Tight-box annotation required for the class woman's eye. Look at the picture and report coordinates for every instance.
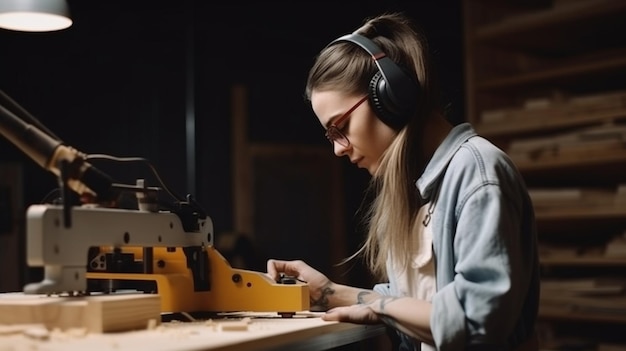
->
[338,120,350,133]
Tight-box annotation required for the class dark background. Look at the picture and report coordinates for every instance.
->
[0,0,463,288]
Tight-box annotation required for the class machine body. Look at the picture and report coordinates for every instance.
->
[24,204,310,315]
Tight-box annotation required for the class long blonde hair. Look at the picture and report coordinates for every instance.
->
[305,12,442,280]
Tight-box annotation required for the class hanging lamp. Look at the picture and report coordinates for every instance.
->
[0,0,72,32]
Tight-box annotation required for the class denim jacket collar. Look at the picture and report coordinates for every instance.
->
[415,122,477,201]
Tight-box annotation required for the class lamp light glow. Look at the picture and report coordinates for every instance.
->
[0,0,72,32]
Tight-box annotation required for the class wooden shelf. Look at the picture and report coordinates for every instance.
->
[521,165,626,189]
[476,54,626,91]
[474,0,626,55]
[540,256,626,266]
[539,305,626,324]
[534,204,626,222]
[512,147,626,173]
[476,108,626,138]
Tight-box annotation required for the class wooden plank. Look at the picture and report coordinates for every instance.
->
[0,313,386,351]
[84,294,161,333]
[475,0,626,41]
[0,293,161,333]
[476,54,626,91]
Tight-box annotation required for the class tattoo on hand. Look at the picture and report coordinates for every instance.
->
[310,283,335,310]
[378,296,399,312]
[377,297,400,329]
[357,290,371,304]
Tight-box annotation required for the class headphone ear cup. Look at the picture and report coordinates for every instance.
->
[327,33,419,130]
[368,71,405,130]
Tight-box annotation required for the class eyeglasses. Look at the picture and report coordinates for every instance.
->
[325,96,368,147]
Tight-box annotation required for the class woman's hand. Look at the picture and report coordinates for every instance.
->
[266,259,335,311]
[322,304,381,324]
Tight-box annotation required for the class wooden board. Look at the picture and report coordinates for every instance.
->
[0,312,387,351]
[0,293,161,333]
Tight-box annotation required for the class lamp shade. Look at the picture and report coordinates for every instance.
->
[0,0,72,32]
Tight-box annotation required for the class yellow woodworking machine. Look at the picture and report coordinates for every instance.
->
[87,245,310,314]
[24,204,310,315]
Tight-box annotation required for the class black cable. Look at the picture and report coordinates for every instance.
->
[85,153,185,203]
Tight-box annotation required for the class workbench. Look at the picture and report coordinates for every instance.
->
[1,311,388,351]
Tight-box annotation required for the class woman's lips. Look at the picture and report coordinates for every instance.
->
[351,157,364,167]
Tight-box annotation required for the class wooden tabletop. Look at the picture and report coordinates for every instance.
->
[1,312,387,351]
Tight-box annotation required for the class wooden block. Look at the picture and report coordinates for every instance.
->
[84,294,162,333]
[0,293,161,333]
[0,293,84,329]
[218,317,251,332]
[23,325,49,340]
[0,323,43,335]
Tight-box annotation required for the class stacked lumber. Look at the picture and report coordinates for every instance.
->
[0,293,161,333]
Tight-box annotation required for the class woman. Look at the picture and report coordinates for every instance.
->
[267,12,539,351]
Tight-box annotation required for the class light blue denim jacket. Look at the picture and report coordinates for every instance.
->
[375,123,539,350]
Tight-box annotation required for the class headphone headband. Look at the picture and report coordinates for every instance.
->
[327,33,419,129]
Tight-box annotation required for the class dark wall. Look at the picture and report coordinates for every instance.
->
[0,0,463,286]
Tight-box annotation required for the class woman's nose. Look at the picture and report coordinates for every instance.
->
[332,141,350,157]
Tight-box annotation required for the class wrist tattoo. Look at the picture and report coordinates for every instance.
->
[378,296,399,312]
[310,283,334,311]
[377,297,400,329]
[357,290,371,304]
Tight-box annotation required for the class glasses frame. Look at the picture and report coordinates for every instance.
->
[325,96,369,147]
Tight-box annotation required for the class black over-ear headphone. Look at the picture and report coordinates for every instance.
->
[327,33,420,129]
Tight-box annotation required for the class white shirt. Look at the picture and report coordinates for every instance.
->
[386,203,436,351]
